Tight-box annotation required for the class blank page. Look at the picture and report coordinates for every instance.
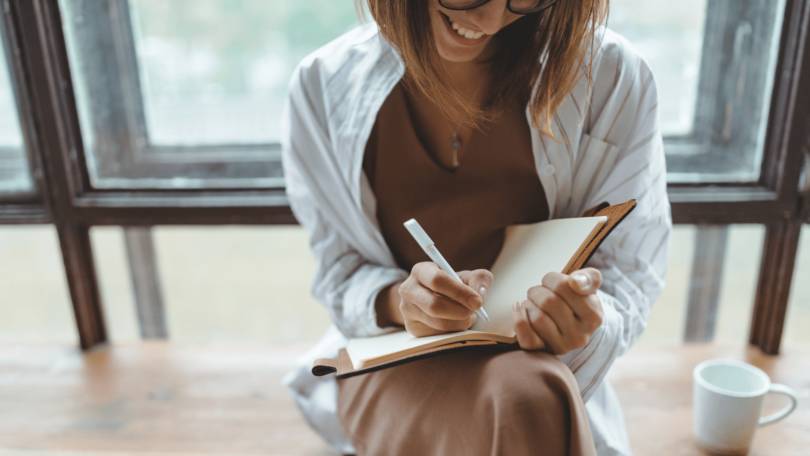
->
[345,216,606,368]
[346,329,515,369]
[471,216,607,336]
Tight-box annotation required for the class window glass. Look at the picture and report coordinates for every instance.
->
[90,227,141,343]
[59,0,361,189]
[0,226,76,343]
[635,226,694,346]
[784,226,810,345]
[153,226,331,343]
[59,0,786,188]
[0,19,34,196]
[714,225,765,344]
[610,0,786,183]
[132,0,362,146]
[608,0,706,136]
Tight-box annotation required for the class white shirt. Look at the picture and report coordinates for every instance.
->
[281,24,671,456]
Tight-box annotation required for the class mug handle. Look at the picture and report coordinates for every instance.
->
[759,383,798,426]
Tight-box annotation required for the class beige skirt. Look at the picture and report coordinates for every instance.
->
[338,348,597,456]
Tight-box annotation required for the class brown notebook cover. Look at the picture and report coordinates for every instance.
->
[313,199,636,379]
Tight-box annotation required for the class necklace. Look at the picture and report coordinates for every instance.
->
[439,78,487,169]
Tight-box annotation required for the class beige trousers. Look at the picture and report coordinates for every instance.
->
[338,348,597,456]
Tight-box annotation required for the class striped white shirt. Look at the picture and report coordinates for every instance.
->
[281,24,671,456]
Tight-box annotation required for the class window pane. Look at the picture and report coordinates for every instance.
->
[635,226,694,346]
[133,0,361,146]
[0,19,34,196]
[609,0,706,136]
[0,226,76,343]
[714,225,764,344]
[611,0,786,183]
[59,0,361,189]
[784,226,810,345]
[153,226,331,344]
[90,227,141,343]
[60,0,787,188]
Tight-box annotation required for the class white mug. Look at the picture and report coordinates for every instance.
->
[693,359,798,455]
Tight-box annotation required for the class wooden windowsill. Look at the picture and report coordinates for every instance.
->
[0,342,807,455]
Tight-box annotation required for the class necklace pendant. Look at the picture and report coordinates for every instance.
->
[450,133,460,168]
[450,133,461,152]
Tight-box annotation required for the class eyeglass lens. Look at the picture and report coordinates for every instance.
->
[440,0,549,13]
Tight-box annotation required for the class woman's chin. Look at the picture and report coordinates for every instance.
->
[436,36,493,63]
[437,44,489,63]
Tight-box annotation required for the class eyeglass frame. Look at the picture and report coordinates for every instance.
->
[437,0,560,15]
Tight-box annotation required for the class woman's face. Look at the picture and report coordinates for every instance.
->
[429,0,524,63]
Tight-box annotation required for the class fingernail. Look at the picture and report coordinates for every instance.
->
[512,301,520,312]
[572,272,590,289]
[469,296,483,309]
[478,286,488,300]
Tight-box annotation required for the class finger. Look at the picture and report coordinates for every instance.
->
[526,286,580,340]
[523,299,566,354]
[568,268,603,295]
[457,269,494,301]
[541,272,602,323]
[405,320,446,338]
[400,285,474,320]
[401,300,477,333]
[512,301,546,350]
[413,262,482,311]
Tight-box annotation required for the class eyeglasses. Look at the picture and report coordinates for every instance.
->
[438,0,560,15]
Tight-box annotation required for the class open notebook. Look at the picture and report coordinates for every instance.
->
[312,200,636,379]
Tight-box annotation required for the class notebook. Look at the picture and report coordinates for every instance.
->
[311,200,636,379]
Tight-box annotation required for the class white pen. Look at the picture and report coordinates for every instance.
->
[403,219,490,321]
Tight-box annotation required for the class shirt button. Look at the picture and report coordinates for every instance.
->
[544,164,556,176]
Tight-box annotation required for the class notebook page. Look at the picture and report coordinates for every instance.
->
[345,216,606,367]
[346,329,514,368]
[471,216,607,336]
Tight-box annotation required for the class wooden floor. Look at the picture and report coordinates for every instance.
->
[0,343,807,456]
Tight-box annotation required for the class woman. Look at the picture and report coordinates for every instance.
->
[282,0,671,455]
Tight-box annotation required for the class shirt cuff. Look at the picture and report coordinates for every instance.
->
[343,265,409,337]
[558,289,624,402]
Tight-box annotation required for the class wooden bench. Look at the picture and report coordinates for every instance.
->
[0,343,806,455]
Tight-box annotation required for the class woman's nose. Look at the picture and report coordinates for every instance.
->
[466,0,511,35]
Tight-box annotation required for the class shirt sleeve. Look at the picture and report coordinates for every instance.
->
[281,59,408,339]
[558,36,673,401]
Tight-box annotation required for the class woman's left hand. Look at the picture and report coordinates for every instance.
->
[511,268,604,355]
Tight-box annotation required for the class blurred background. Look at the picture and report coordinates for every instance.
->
[1,0,808,349]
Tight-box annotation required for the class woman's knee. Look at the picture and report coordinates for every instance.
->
[485,350,577,391]
[477,350,580,425]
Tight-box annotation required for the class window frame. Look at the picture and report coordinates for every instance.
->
[664,0,785,183]
[0,3,47,214]
[61,0,285,190]
[0,0,808,352]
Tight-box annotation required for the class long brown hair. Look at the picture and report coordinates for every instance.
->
[359,0,609,138]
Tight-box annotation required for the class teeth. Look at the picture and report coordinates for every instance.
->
[448,16,485,40]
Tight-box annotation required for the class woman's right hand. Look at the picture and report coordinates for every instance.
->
[397,262,493,337]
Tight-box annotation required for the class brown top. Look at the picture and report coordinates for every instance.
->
[363,83,548,272]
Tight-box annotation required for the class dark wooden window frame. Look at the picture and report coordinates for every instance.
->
[58,0,284,190]
[1,0,808,352]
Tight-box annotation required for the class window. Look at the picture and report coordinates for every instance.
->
[59,0,362,189]
[58,0,789,189]
[610,0,786,183]
[1,0,807,355]
[0,17,34,197]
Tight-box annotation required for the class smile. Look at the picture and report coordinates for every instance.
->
[441,12,487,40]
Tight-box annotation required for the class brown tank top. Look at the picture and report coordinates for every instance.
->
[363,82,548,272]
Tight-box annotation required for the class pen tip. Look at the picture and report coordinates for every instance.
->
[479,308,490,321]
